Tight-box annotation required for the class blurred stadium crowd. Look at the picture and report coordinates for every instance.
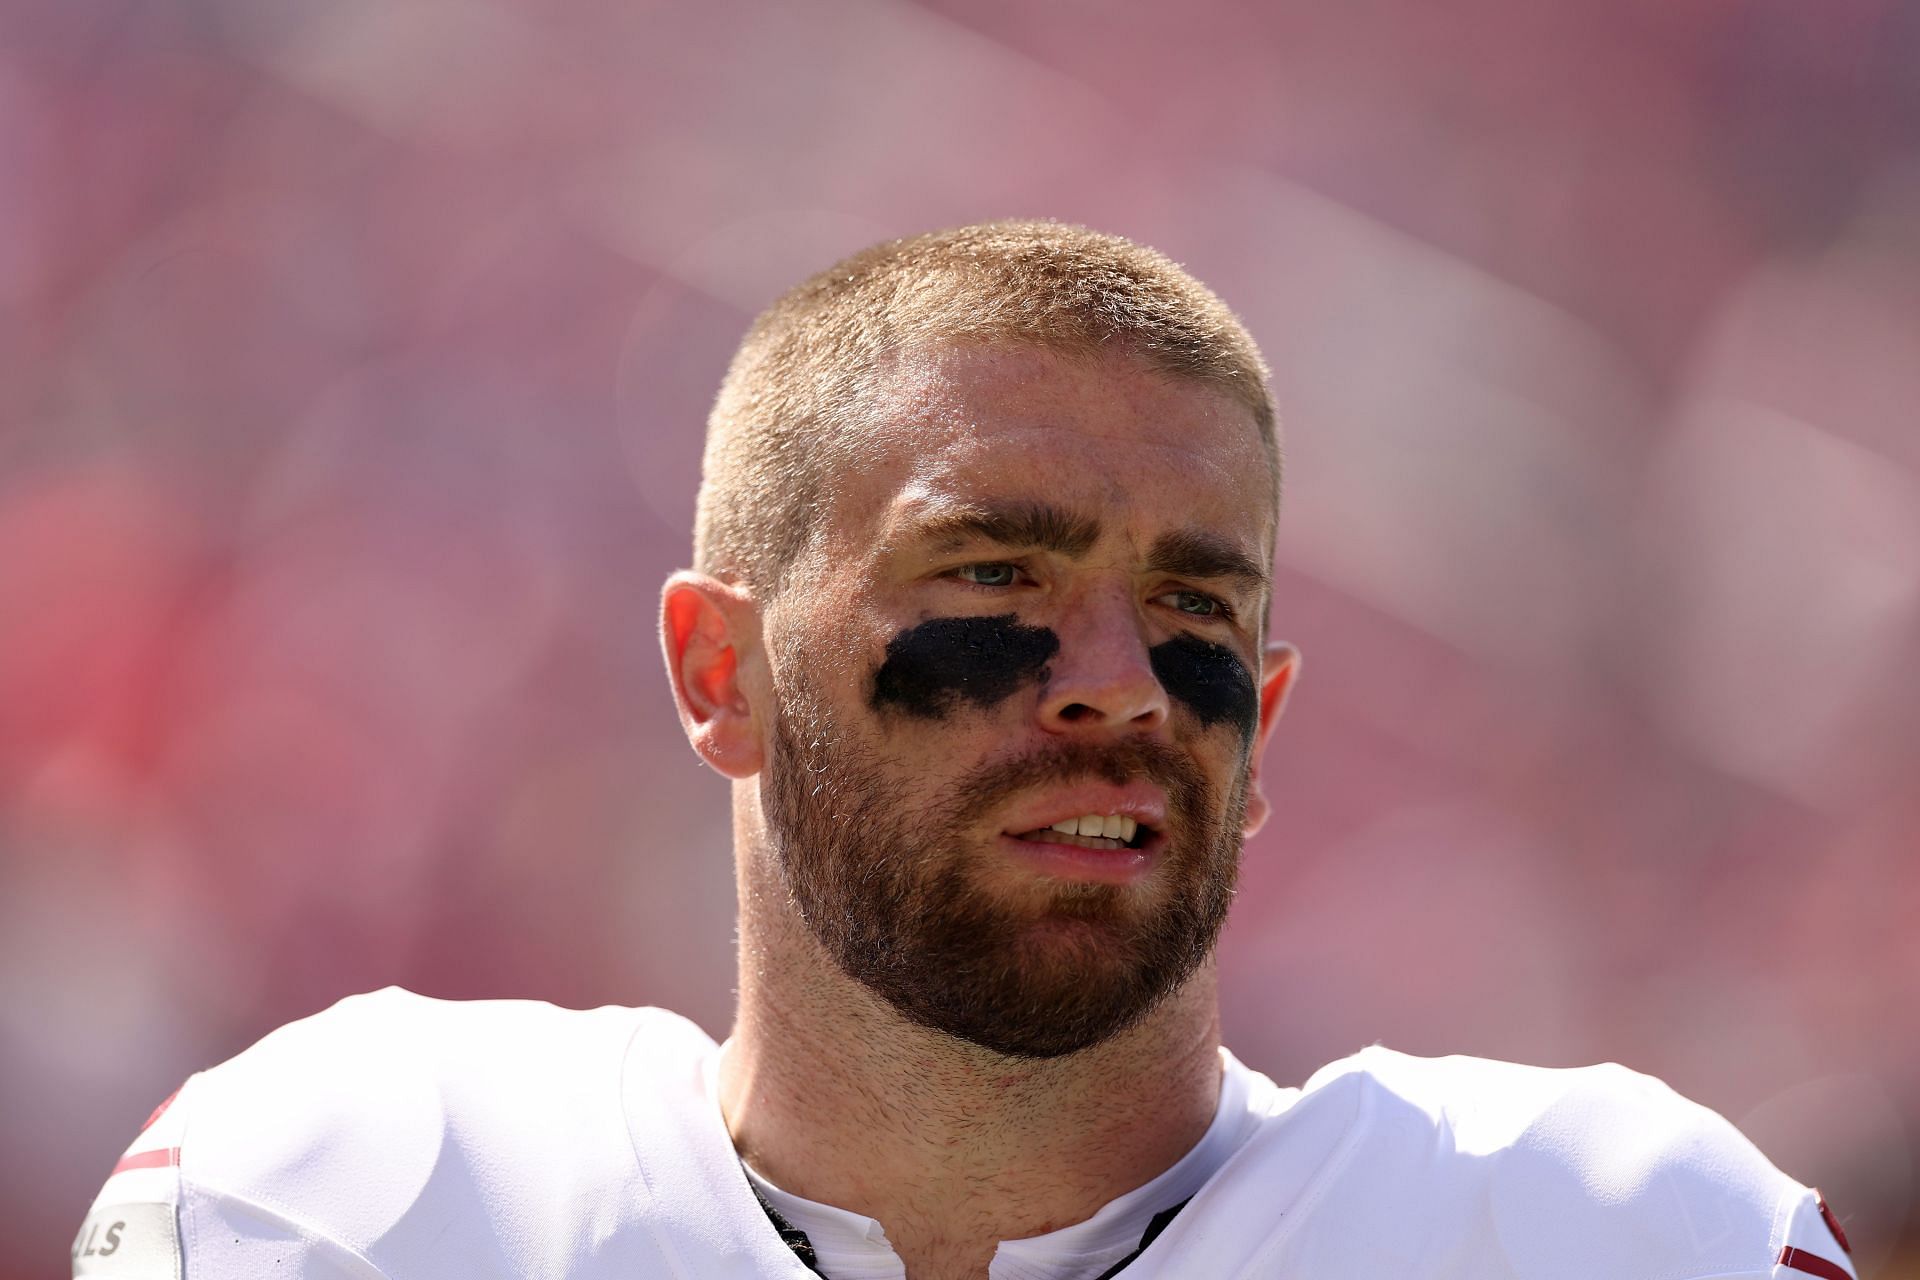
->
[2,0,1917,1274]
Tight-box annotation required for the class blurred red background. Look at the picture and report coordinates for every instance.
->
[5,1,1917,1274]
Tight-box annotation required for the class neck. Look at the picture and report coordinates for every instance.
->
[721,803,1224,1278]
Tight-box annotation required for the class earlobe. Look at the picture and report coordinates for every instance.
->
[660,571,766,779]
[1240,642,1300,838]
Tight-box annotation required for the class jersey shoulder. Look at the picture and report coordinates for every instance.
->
[1294,1047,1857,1279]
[76,988,716,1278]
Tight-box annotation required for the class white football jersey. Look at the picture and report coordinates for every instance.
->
[72,988,1856,1279]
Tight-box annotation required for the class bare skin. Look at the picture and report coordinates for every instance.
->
[663,345,1299,1280]
[726,809,1225,1278]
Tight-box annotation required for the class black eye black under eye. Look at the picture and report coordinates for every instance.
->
[1147,633,1258,741]
[870,613,1259,742]
[871,614,1057,718]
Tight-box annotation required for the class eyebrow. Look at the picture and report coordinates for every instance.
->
[916,500,1103,557]
[1145,528,1268,591]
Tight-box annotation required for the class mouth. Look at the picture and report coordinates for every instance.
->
[995,783,1168,885]
[1011,813,1155,852]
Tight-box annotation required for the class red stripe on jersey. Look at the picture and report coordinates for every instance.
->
[141,1086,182,1134]
[1779,1245,1851,1280]
[1815,1189,1851,1255]
[110,1147,179,1176]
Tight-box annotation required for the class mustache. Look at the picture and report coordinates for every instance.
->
[946,737,1212,817]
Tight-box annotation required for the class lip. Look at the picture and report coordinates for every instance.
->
[997,782,1168,840]
[997,830,1162,886]
[996,782,1168,886]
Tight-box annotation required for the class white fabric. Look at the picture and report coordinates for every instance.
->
[75,987,1857,1279]
[742,1162,904,1280]
[741,1046,1270,1280]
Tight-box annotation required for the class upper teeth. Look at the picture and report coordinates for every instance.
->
[1049,814,1138,841]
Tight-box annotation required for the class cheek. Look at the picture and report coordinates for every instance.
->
[870,615,1060,719]
[1148,634,1258,743]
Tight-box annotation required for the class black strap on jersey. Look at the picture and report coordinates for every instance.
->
[750,1178,1190,1279]
[1089,1197,1190,1279]
[747,1179,827,1275]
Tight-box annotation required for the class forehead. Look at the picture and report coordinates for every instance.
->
[832,343,1275,552]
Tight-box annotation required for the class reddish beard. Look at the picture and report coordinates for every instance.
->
[762,683,1245,1059]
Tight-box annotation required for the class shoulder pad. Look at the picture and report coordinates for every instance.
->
[1304,1048,1832,1277]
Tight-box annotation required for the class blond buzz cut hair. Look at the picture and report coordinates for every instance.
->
[694,220,1279,596]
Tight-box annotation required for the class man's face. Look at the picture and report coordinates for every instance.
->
[760,344,1279,1058]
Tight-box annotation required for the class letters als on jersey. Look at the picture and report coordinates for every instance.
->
[72,1203,181,1279]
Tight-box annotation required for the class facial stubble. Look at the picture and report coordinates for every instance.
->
[762,669,1247,1060]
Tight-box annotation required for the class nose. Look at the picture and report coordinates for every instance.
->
[1036,591,1170,734]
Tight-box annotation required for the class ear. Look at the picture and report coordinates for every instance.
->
[1240,641,1300,838]
[660,571,765,779]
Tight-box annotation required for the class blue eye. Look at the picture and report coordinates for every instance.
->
[955,563,1018,587]
[1166,590,1225,617]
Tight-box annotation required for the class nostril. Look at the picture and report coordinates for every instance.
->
[1056,703,1096,722]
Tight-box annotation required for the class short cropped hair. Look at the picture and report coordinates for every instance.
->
[694,220,1279,595]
